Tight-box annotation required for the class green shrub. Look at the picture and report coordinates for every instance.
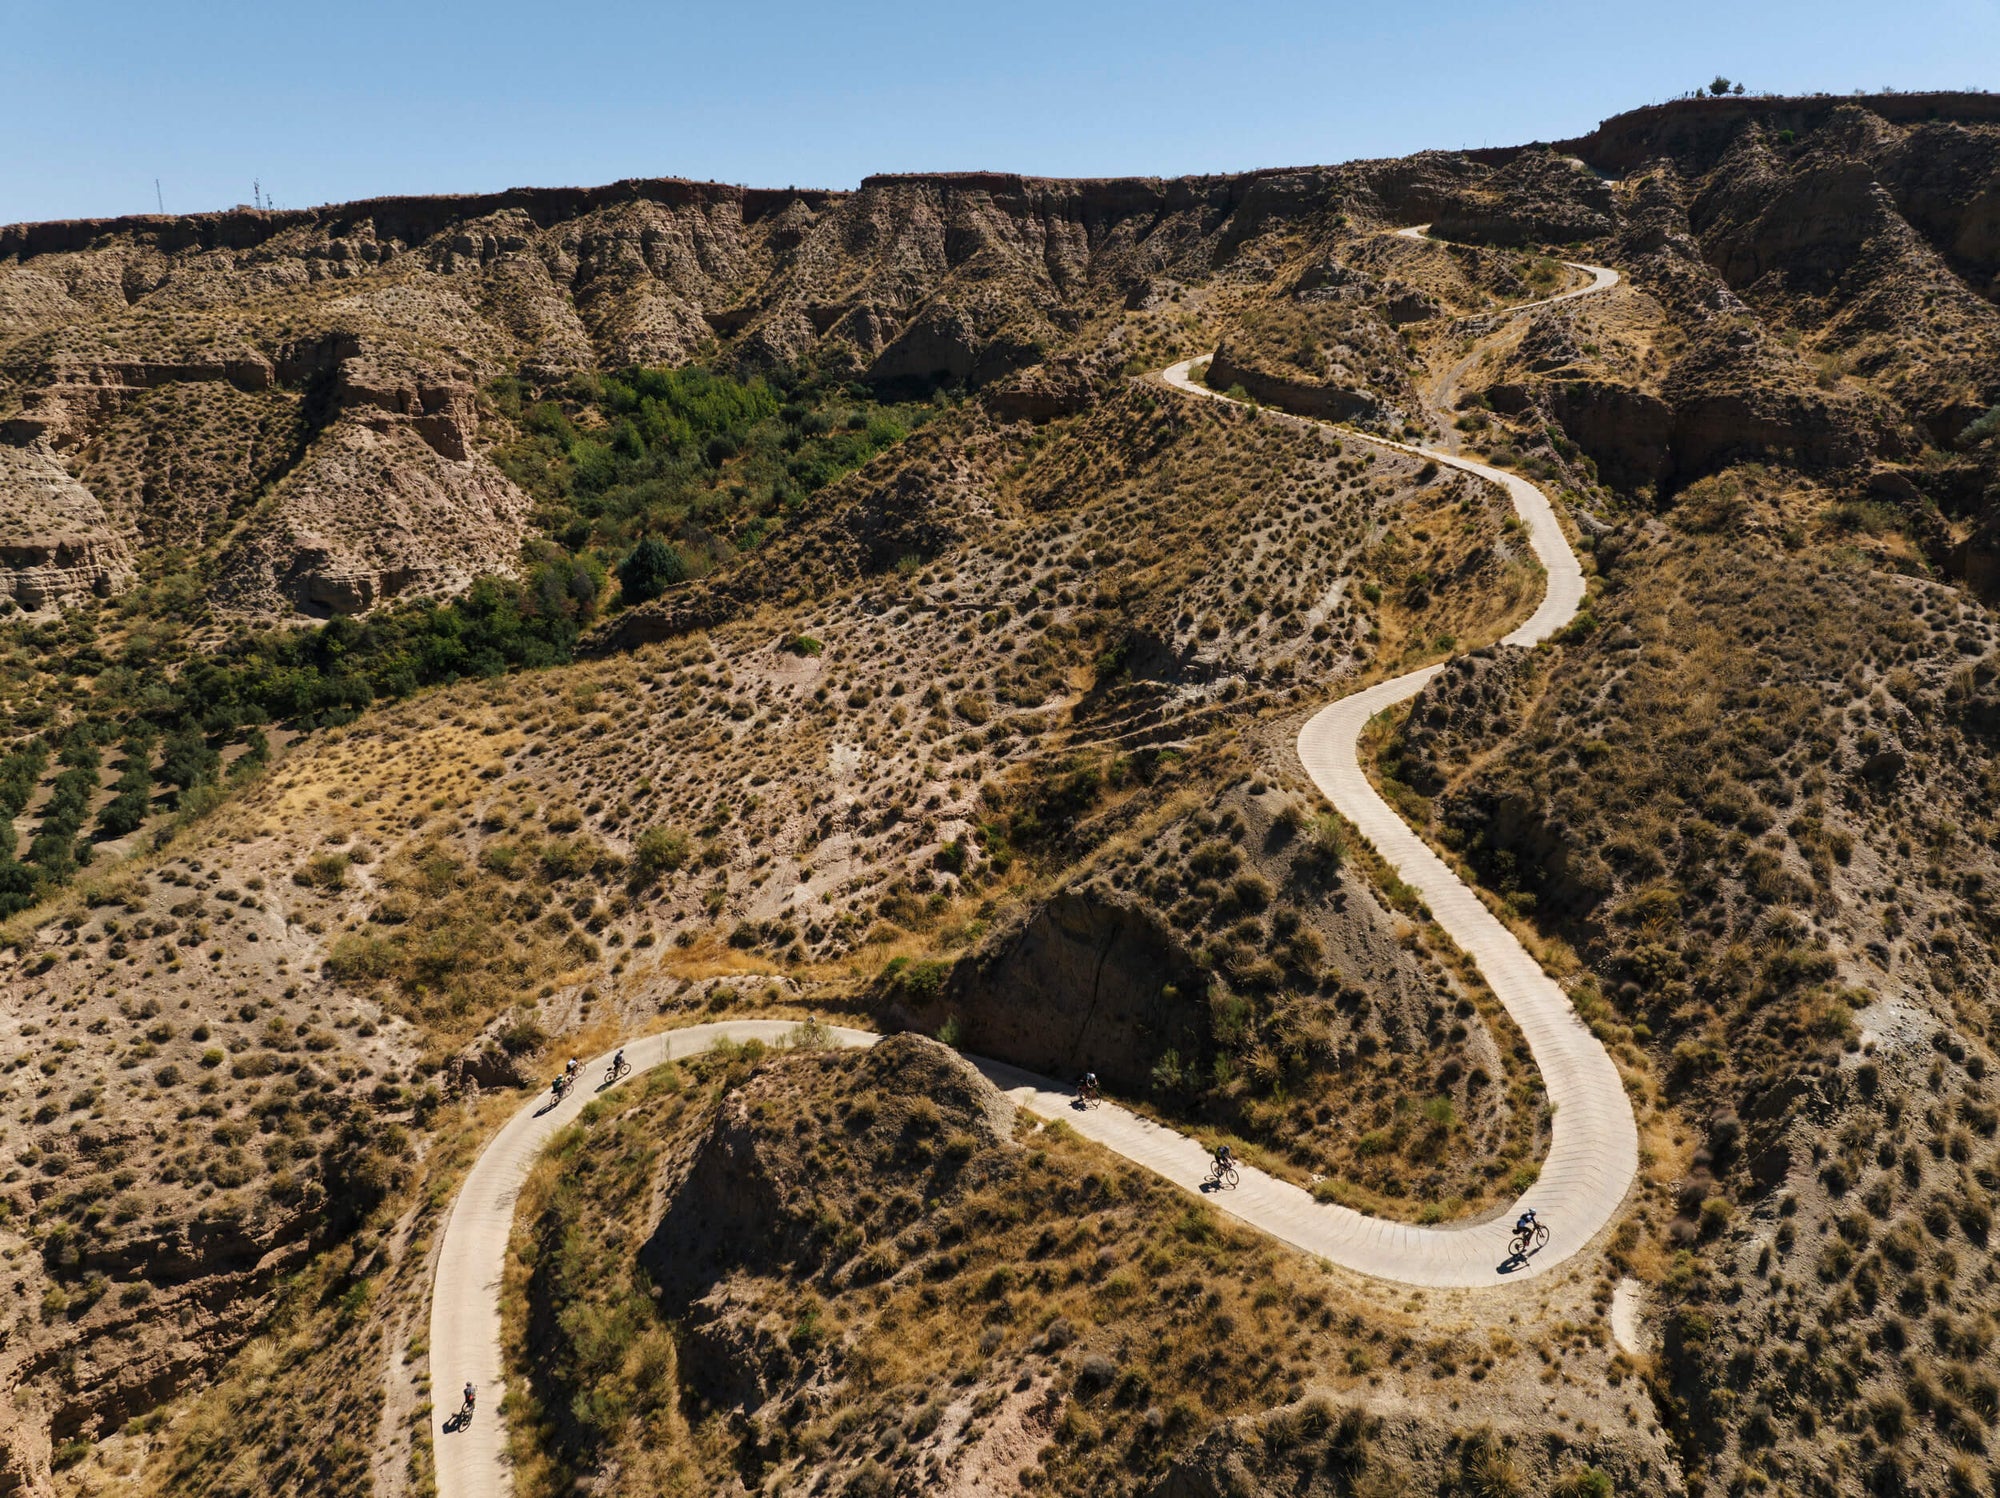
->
[880,955,952,1002]
[1824,499,1904,537]
[1699,1195,1734,1237]
[158,728,218,797]
[95,726,157,838]
[1551,1469,1614,1498]
[616,537,689,606]
[293,852,350,890]
[0,741,46,819]
[324,935,399,983]
[1958,403,2000,448]
[628,825,691,884]
[1300,814,1347,877]
[541,837,610,881]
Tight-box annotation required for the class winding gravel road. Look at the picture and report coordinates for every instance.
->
[1155,232,1634,1281]
[427,234,1636,1498]
[1395,222,1620,311]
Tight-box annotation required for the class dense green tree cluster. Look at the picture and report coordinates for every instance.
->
[27,731,102,881]
[0,741,47,842]
[171,551,607,733]
[489,361,931,594]
[95,725,157,839]
[616,537,687,606]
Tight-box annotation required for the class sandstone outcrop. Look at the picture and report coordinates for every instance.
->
[326,349,480,461]
[442,1014,536,1094]
[0,446,134,611]
[983,351,1112,421]
[3,100,1986,633]
[212,418,531,616]
[1659,324,1901,478]
[0,1181,320,1498]
[0,1396,48,1498]
[1560,90,2000,178]
[1457,126,1979,500]
[0,329,522,618]
[1543,378,1675,490]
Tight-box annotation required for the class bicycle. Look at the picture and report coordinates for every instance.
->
[1076,1080,1100,1109]
[1508,1222,1550,1257]
[1206,1158,1240,1190]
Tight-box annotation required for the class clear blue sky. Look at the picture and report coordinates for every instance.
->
[5,0,1996,224]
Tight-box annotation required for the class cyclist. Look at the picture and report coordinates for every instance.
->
[551,1073,567,1103]
[1212,1143,1236,1179]
[1079,1071,1099,1103]
[462,1382,476,1417]
[1515,1207,1538,1238]
[611,1047,626,1077]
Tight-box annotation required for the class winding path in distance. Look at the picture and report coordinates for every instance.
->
[428,235,1637,1498]
[1390,224,1618,444]
[1157,229,1635,1283]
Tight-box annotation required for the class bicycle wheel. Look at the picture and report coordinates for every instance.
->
[1222,1166,1240,1189]
[1508,1233,1529,1257]
[1533,1223,1550,1251]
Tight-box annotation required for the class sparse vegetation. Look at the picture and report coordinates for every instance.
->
[8,87,2000,1498]
[504,1038,1654,1497]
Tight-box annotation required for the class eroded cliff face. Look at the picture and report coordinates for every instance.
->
[6,99,1993,622]
[1428,147,1617,246]
[907,891,1208,1094]
[0,152,1628,627]
[1427,101,2000,516]
[0,446,134,613]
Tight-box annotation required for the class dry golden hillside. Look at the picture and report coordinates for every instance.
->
[2,89,2000,1498]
